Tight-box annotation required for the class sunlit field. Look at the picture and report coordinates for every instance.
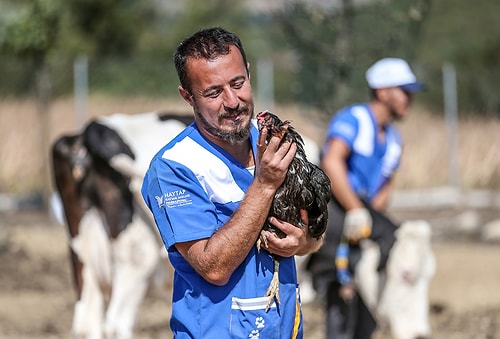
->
[0,96,498,195]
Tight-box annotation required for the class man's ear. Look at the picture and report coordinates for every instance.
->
[179,86,194,107]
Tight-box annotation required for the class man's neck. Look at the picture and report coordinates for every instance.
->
[231,141,254,168]
[369,101,391,131]
[200,129,254,167]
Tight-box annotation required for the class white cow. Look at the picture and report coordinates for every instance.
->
[355,220,436,339]
[52,112,192,339]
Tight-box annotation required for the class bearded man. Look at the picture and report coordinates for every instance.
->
[142,27,323,339]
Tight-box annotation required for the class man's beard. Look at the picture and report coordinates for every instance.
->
[391,110,403,122]
[391,110,404,122]
[389,105,405,122]
[194,104,254,145]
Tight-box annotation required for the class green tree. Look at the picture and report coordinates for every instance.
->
[0,0,60,95]
[63,0,156,57]
[274,0,431,116]
[0,0,61,205]
[418,0,500,115]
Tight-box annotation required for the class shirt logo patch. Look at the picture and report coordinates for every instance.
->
[155,189,193,208]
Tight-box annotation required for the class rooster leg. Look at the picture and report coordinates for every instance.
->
[265,257,280,312]
[256,230,268,253]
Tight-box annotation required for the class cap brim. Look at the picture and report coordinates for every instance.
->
[400,82,425,92]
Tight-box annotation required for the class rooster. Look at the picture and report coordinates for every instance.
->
[256,110,331,311]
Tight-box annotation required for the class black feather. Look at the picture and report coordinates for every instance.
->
[256,110,331,311]
[256,110,331,239]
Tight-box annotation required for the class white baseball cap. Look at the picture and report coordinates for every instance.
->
[365,57,424,92]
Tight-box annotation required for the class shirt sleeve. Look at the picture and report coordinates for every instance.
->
[142,156,219,251]
[322,109,359,155]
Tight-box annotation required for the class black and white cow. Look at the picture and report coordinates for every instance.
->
[51,111,193,339]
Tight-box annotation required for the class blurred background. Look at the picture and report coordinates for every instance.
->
[0,0,498,200]
[0,0,499,338]
[1,0,500,114]
[0,0,500,199]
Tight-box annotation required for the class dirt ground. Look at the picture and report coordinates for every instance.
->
[1,206,500,339]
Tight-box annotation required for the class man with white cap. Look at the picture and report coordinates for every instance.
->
[307,58,424,339]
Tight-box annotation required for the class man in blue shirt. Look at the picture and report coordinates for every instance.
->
[307,58,424,339]
[142,27,323,338]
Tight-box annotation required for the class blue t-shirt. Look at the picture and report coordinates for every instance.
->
[142,121,303,339]
[322,103,402,202]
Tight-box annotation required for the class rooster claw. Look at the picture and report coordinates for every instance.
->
[256,230,269,253]
[265,270,280,312]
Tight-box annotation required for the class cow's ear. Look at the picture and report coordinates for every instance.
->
[179,86,194,107]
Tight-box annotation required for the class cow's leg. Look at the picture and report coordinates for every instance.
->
[377,221,435,339]
[354,239,380,313]
[73,265,104,339]
[71,208,112,339]
[295,254,317,303]
[104,215,160,339]
[51,136,88,296]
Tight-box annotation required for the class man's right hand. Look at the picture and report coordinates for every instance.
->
[255,124,296,190]
[343,208,372,242]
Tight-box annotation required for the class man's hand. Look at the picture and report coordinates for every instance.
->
[260,210,322,257]
[343,208,372,242]
[254,125,296,192]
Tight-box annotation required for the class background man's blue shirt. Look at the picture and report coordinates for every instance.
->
[322,103,402,202]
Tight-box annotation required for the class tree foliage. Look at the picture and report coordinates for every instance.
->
[1,0,59,59]
[418,0,500,115]
[0,0,498,116]
[274,0,432,115]
[63,0,156,57]
[0,0,60,96]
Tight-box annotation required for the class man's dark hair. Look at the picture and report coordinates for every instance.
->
[174,27,249,93]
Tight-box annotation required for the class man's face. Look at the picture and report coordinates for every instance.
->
[179,46,254,145]
[383,87,414,121]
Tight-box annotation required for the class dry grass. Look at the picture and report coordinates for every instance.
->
[0,96,498,195]
[396,107,500,189]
